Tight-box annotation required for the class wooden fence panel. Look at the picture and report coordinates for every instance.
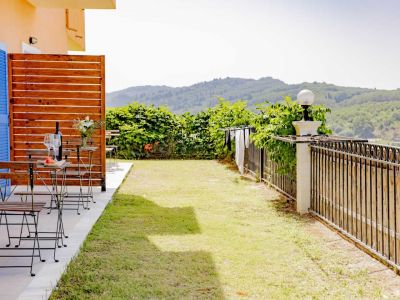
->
[8,54,106,189]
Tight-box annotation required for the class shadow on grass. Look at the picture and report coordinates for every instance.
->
[52,195,224,299]
[269,197,315,224]
[218,159,238,172]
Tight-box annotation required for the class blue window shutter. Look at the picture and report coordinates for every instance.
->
[0,44,10,195]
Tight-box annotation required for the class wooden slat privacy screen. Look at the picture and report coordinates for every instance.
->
[8,54,106,190]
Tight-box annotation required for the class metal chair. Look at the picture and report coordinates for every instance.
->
[62,139,94,214]
[0,162,46,276]
[106,130,120,169]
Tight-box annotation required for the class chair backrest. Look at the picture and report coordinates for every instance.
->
[106,130,120,134]
[106,130,120,140]
[0,161,33,170]
[0,162,35,208]
[58,141,83,168]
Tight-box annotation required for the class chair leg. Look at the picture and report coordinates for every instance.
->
[0,212,11,247]
[47,194,55,214]
[29,213,43,277]
[53,212,60,262]
[3,213,11,247]
[60,216,68,239]
[33,213,45,263]
[76,185,81,215]
[30,230,36,277]
[85,184,90,210]
[15,213,28,248]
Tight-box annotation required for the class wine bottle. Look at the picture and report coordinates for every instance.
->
[55,121,63,161]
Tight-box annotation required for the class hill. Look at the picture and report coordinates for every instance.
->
[107,77,376,113]
[107,77,400,141]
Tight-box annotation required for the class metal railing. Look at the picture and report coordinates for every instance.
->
[246,139,261,176]
[263,149,296,201]
[233,125,400,270]
[245,138,297,201]
[310,141,400,270]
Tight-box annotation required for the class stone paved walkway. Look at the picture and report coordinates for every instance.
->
[0,162,131,300]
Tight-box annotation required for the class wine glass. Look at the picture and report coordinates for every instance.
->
[44,134,52,157]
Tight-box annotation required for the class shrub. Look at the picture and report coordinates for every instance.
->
[106,103,180,159]
[251,97,331,175]
[106,99,253,159]
[208,98,255,158]
[106,97,331,168]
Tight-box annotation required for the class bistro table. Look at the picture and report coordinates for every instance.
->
[0,160,68,275]
[10,160,69,262]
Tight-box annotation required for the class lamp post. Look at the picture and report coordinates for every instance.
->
[292,89,321,136]
[297,89,314,121]
[292,89,322,214]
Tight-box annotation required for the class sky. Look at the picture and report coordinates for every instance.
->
[78,0,400,92]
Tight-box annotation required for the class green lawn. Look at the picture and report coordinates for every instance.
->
[51,160,386,299]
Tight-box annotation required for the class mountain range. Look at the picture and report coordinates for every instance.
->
[106,77,400,141]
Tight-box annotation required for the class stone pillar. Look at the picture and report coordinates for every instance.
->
[292,120,321,214]
[296,143,311,214]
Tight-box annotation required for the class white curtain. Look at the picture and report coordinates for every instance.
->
[244,128,250,148]
[235,130,245,174]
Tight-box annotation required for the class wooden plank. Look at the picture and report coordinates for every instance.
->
[9,53,105,187]
[12,75,101,84]
[13,157,102,165]
[13,83,101,92]
[13,113,101,120]
[14,142,63,150]
[13,105,101,114]
[14,145,102,154]
[9,54,101,62]
[11,68,100,77]
[15,172,104,179]
[13,120,75,127]
[13,153,102,161]
[0,172,30,180]
[13,127,100,135]
[12,61,100,70]
[14,179,102,187]
[0,161,31,169]
[11,159,102,170]
[12,90,101,99]
[12,98,101,106]
[13,135,101,142]
[13,152,102,163]
[13,162,102,171]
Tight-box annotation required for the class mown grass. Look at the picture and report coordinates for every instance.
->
[51,160,385,299]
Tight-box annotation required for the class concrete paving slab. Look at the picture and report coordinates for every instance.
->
[0,162,132,300]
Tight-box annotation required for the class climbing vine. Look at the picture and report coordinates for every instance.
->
[250,97,332,175]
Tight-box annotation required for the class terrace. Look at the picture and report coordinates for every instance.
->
[0,163,130,299]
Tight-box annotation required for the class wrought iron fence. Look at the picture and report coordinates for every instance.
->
[311,141,400,270]
[246,139,261,176]
[263,149,296,201]
[244,137,297,201]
